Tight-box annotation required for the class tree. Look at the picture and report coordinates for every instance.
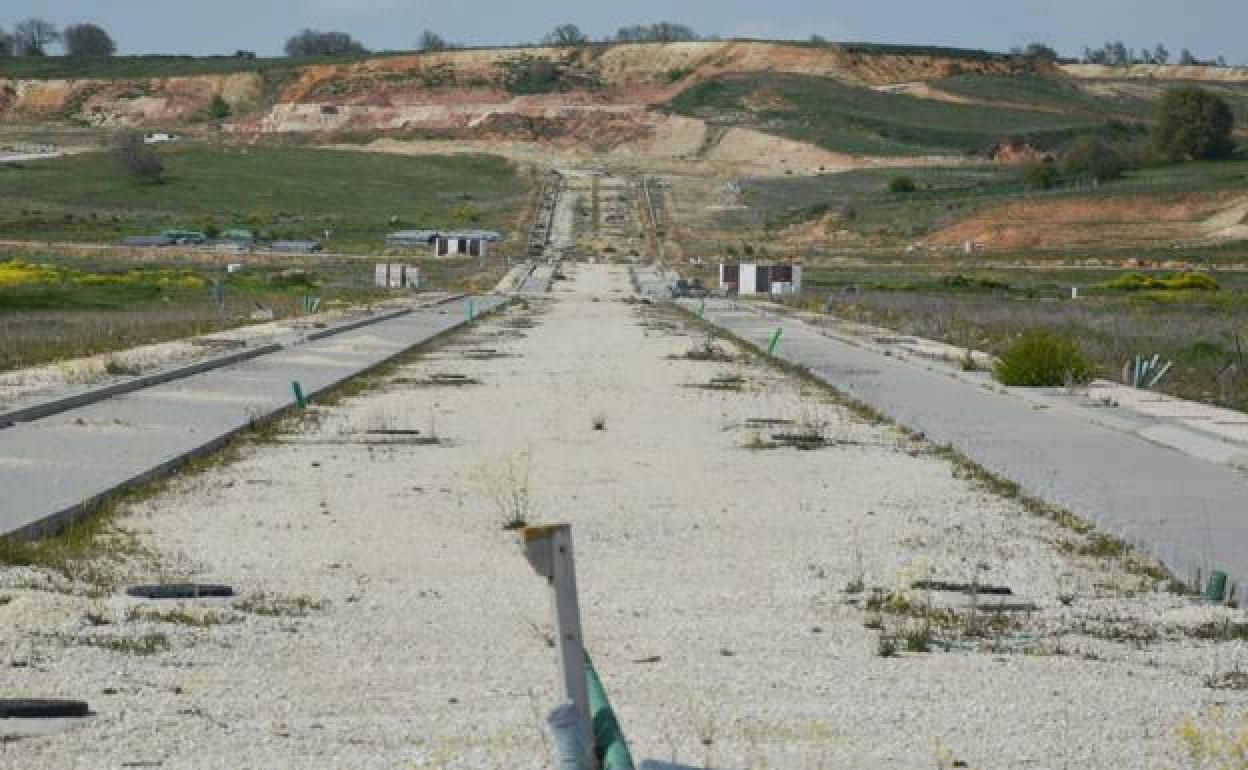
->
[64,23,117,57]
[648,22,696,42]
[1152,87,1235,161]
[115,132,164,184]
[0,27,13,57]
[1179,48,1197,66]
[284,29,366,58]
[1060,136,1127,183]
[12,18,60,56]
[545,23,588,46]
[417,29,448,52]
[1022,42,1058,61]
[1153,43,1170,65]
[613,22,697,43]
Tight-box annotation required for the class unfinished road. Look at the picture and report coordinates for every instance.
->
[0,295,505,539]
[5,264,1245,769]
[690,296,1248,596]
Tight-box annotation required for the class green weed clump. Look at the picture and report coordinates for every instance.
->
[1096,271,1219,292]
[994,331,1091,387]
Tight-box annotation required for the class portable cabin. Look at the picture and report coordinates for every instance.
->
[719,263,803,297]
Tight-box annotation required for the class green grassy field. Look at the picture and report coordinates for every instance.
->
[932,74,1154,119]
[0,146,530,253]
[666,73,1117,156]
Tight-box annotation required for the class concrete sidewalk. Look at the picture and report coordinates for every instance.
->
[691,298,1248,596]
[0,295,506,538]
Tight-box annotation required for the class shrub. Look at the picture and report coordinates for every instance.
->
[1021,158,1061,190]
[994,331,1092,386]
[888,175,917,193]
[114,132,164,184]
[1060,136,1127,183]
[1096,271,1218,292]
[209,94,231,120]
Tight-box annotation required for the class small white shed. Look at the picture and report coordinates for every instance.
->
[719,263,803,296]
[374,263,420,289]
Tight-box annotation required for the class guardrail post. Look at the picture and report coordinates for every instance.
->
[523,524,595,769]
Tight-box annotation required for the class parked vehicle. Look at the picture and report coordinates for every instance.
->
[670,278,709,299]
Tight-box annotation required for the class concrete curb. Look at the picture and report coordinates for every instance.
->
[3,294,510,541]
[0,344,283,427]
[0,295,469,427]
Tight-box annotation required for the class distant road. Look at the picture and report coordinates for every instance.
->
[0,146,95,163]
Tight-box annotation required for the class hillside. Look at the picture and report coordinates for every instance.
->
[1,42,1031,158]
[3,43,1245,169]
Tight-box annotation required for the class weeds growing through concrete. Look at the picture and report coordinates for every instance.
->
[126,606,236,627]
[482,454,533,531]
[235,593,329,617]
[76,631,171,656]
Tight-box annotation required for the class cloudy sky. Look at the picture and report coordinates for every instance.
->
[3,0,1244,63]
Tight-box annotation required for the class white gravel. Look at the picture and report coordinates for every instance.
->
[2,264,1246,769]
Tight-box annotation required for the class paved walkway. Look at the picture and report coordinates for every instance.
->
[693,298,1248,595]
[0,295,505,538]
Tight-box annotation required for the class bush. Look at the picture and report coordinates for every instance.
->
[1021,158,1061,190]
[888,176,917,193]
[1096,271,1219,292]
[114,132,164,184]
[994,331,1092,386]
[209,94,231,120]
[1060,136,1127,183]
[1152,87,1235,162]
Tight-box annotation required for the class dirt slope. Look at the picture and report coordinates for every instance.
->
[1060,63,1248,83]
[925,192,1247,251]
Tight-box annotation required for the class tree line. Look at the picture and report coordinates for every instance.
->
[284,22,699,58]
[4,20,1235,69]
[0,18,116,57]
[1081,41,1228,67]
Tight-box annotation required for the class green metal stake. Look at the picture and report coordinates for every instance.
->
[467,298,476,321]
[291,381,306,409]
[697,299,705,319]
[767,327,783,355]
[585,651,635,770]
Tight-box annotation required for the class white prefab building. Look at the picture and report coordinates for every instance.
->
[719,263,803,296]
[374,263,420,289]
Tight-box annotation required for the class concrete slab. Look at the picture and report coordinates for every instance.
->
[691,298,1248,596]
[0,295,506,539]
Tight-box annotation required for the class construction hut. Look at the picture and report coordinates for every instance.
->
[719,263,803,297]
[386,230,501,258]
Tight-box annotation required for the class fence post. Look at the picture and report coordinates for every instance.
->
[291,381,306,409]
[523,524,595,769]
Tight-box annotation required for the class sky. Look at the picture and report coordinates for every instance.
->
[2,0,1245,63]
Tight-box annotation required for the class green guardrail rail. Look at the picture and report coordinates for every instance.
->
[585,652,634,770]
